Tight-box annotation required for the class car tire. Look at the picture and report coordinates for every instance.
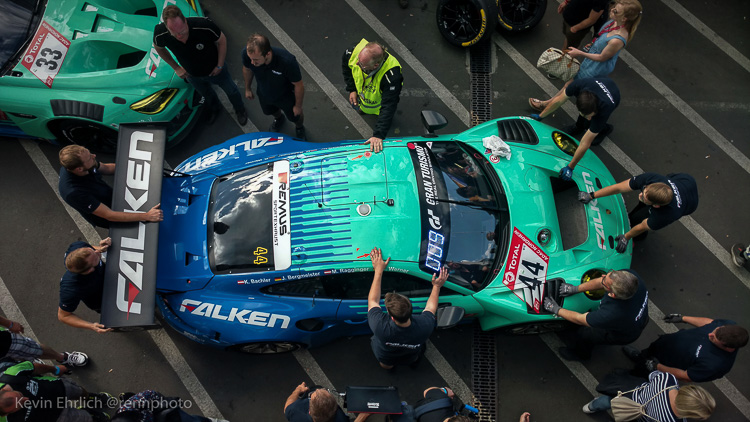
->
[500,320,572,335]
[232,342,303,354]
[436,0,498,48]
[48,119,119,154]
[496,0,547,32]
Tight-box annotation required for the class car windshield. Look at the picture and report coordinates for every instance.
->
[207,161,291,274]
[0,0,45,75]
[407,141,509,291]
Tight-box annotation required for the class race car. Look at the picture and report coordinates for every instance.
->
[0,0,204,151]
[104,113,632,353]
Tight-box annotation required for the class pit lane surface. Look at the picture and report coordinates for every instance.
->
[1,0,749,421]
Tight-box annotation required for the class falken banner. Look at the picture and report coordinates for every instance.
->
[101,124,165,328]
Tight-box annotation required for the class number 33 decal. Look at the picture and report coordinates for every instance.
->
[35,48,63,70]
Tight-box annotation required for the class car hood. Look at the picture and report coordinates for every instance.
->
[10,0,200,92]
[158,139,423,292]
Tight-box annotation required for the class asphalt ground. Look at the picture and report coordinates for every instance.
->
[0,0,749,421]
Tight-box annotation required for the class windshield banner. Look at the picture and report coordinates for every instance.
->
[21,21,70,88]
[272,160,292,270]
[407,142,451,274]
[502,227,549,314]
[101,124,165,328]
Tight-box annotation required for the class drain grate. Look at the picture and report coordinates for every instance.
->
[469,40,493,127]
[472,321,498,421]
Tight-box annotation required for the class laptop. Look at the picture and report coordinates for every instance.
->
[345,386,403,414]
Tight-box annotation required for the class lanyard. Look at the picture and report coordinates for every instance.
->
[591,21,623,44]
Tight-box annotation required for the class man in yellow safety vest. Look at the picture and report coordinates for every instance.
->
[342,39,403,153]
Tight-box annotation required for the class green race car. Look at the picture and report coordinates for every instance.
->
[0,0,203,151]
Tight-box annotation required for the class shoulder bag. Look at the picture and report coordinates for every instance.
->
[536,48,580,81]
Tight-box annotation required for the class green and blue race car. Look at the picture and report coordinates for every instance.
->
[113,113,633,353]
[0,0,203,151]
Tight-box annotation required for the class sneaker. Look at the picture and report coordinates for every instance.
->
[582,400,596,414]
[88,392,117,408]
[558,347,587,361]
[731,243,747,268]
[622,345,643,362]
[592,124,613,145]
[61,351,89,367]
[236,110,248,126]
[269,114,286,131]
[561,124,584,137]
[295,126,306,140]
[205,106,219,125]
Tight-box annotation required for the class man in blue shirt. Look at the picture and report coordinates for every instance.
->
[242,33,306,139]
[58,145,163,228]
[625,315,748,382]
[544,269,649,360]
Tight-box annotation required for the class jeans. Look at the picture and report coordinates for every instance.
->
[589,395,613,412]
[187,67,245,113]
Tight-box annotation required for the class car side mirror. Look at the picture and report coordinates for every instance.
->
[436,306,465,329]
[421,110,448,136]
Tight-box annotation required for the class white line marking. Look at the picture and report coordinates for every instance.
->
[20,139,224,420]
[618,49,750,174]
[240,0,372,138]
[424,339,473,405]
[660,0,750,73]
[494,32,750,418]
[539,333,598,396]
[0,276,41,343]
[344,0,471,127]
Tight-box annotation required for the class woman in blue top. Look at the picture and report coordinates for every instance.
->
[529,0,642,111]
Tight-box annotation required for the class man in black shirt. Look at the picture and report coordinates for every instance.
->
[58,145,163,228]
[58,239,113,333]
[625,316,748,382]
[558,0,608,49]
[242,33,306,139]
[544,269,649,360]
[577,172,699,252]
[532,77,620,181]
[153,5,247,125]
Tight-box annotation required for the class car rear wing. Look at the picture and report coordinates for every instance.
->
[101,123,165,329]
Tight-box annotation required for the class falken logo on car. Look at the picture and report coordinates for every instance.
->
[179,299,291,328]
[582,172,607,250]
[180,137,284,173]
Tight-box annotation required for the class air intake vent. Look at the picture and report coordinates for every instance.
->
[497,119,538,145]
[50,100,104,122]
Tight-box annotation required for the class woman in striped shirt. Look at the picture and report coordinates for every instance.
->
[583,371,715,421]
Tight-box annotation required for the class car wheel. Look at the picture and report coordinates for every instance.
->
[233,342,303,354]
[436,0,497,47]
[501,321,571,335]
[48,119,119,154]
[496,0,547,32]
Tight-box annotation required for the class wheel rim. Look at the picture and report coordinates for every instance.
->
[498,0,545,26]
[439,1,484,43]
[56,121,119,154]
[237,342,300,354]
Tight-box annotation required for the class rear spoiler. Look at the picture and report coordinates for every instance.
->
[101,123,165,329]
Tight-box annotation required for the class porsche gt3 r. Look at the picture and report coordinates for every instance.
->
[0,0,203,151]
[154,115,632,353]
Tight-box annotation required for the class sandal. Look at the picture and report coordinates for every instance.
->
[528,98,545,112]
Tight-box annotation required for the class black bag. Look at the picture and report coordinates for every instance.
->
[596,368,647,397]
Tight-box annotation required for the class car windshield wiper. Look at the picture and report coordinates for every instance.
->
[433,197,507,213]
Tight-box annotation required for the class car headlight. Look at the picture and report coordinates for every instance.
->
[130,88,179,115]
[551,131,578,157]
[184,0,198,11]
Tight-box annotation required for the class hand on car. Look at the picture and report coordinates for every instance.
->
[558,282,578,297]
[365,137,383,153]
[431,267,449,288]
[559,166,573,181]
[145,203,164,222]
[544,297,561,316]
[663,313,684,324]
[530,113,542,121]
[370,248,390,273]
[615,234,629,253]
[577,191,594,204]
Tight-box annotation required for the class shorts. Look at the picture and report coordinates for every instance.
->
[562,20,590,49]
[6,333,42,360]
[259,91,301,123]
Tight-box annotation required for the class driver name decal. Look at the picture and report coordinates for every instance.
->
[502,228,549,314]
[22,21,70,88]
